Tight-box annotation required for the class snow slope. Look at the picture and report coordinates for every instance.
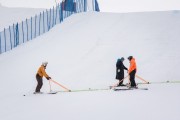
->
[0,4,44,30]
[0,11,180,120]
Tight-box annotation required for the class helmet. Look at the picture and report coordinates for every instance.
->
[127,56,133,60]
[42,61,48,66]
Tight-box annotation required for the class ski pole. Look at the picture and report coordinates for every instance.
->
[49,80,52,92]
[110,75,129,89]
[118,75,129,86]
[50,79,71,92]
[135,75,149,84]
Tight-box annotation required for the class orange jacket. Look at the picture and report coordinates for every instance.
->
[37,65,49,78]
[128,58,137,74]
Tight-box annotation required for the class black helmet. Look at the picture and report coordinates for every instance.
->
[128,56,133,60]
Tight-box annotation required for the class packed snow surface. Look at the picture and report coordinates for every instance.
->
[0,10,180,120]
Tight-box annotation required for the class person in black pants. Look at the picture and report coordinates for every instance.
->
[128,56,137,88]
[34,62,51,94]
[35,74,43,93]
[116,57,128,86]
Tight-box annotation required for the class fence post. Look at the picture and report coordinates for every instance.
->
[13,24,16,47]
[69,1,72,16]
[4,28,6,52]
[59,3,60,23]
[59,3,61,22]
[60,3,63,22]
[39,12,41,36]
[34,15,37,38]
[31,17,33,40]
[9,26,12,50]
[52,6,54,27]
[55,4,58,25]
[15,23,19,46]
[46,10,49,31]
[22,21,25,43]
[73,1,76,13]
[49,8,51,30]
[64,3,66,19]
[0,32,1,54]
[43,11,45,33]
[26,19,29,41]
[95,0,100,12]
[15,23,17,46]
[84,0,87,12]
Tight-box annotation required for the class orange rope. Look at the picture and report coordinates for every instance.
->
[135,75,149,84]
[50,79,71,92]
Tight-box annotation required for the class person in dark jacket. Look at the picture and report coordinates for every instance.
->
[34,62,51,94]
[116,57,128,86]
[128,56,137,88]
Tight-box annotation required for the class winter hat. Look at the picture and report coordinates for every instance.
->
[42,61,48,66]
[120,57,125,61]
[127,56,133,60]
[117,58,121,62]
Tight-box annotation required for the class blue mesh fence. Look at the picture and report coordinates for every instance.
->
[0,0,100,54]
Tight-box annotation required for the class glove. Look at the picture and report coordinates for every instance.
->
[46,77,51,80]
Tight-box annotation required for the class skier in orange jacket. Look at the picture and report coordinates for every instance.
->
[128,56,137,88]
[34,62,51,94]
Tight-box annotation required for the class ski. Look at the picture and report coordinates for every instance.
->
[114,87,148,91]
[109,84,129,89]
[48,91,58,94]
[23,91,57,96]
[33,91,57,94]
